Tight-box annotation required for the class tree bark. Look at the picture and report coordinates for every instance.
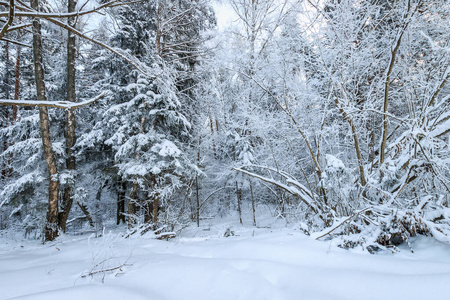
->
[334,98,367,187]
[4,41,10,101]
[152,192,159,224]
[196,176,199,227]
[144,200,152,224]
[150,174,159,224]
[380,1,412,165]
[117,180,126,225]
[127,181,138,228]
[3,30,22,179]
[209,116,216,158]
[59,0,77,233]
[236,181,243,225]
[32,0,60,241]
[13,28,21,120]
[250,180,256,226]
[1,41,10,179]
[155,1,163,56]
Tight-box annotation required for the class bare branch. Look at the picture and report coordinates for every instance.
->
[0,0,136,19]
[8,0,153,77]
[81,263,131,278]
[0,91,110,109]
[1,37,30,47]
[6,22,31,32]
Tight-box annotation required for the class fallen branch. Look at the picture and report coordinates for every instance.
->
[81,263,131,278]
[156,232,176,240]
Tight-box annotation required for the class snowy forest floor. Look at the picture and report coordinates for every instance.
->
[1,214,450,300]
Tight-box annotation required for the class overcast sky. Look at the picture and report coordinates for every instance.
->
[212,0,236,31]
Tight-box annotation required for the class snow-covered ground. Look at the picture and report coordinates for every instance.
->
[1,217,450,300]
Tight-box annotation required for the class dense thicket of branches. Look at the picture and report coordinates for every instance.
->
[0,0,448,250]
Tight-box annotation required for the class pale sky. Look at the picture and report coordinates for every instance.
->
[212,0,236,31]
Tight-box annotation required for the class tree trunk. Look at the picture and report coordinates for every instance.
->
[117,180,126,225]
[152,192,159,224]
[32,0,60,241]
[156,1,163,56]
[250,180,256,226]
[144,199,152,224]
[196,176,200,227]
[334,98,367,187]
[128,181,138,228]
[1,41,10,179]
[59,0,77,233]
[196,138,200,227]
[236,181,243,224]
[379,6,410,166]
[209,116,216,158]
[12,29,20,120]
[151,174,159,224]
[4,40,10,100]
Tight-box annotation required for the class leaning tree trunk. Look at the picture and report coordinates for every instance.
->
[31,0,60,241]
[59,0,77,233]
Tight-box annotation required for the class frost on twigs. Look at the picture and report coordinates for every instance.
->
[82,232,133,282]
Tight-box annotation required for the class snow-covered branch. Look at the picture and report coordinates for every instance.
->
[0,0,14,40]
[233,166,319,214]
[0,91,110,109]
[0,0,142,20]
